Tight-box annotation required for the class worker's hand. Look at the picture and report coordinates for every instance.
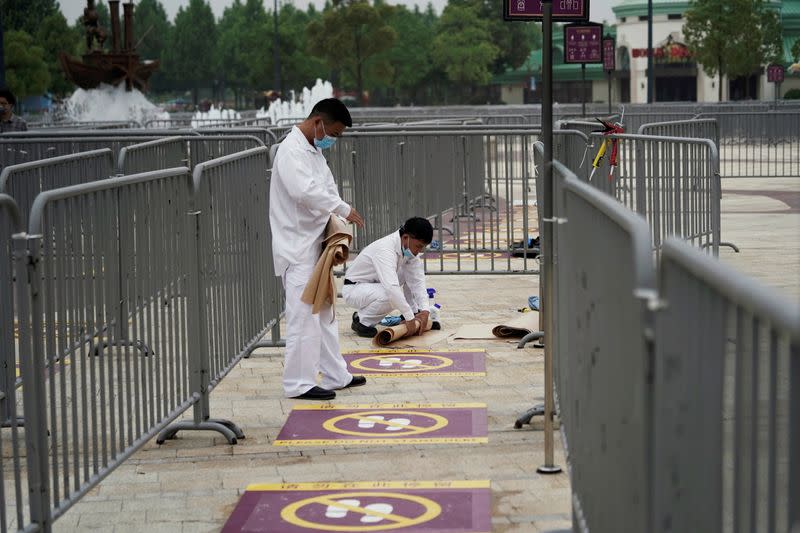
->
[346,207,365,228]
[414,310,430,333]
[401,318,421,336]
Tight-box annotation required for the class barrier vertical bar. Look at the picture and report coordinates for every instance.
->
[16,231,53,532]
[791,343,800,531]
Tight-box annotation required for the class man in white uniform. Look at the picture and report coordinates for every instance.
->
[270,98,366,401]
[342,217,433,338]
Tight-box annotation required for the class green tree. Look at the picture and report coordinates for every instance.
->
[792,38,800,62]
[277,4,328,94]
[685,0,783,100]
[134,0,171,60]
[0,0,59,35]
[452,0,540,75]
[4,30,51,98]
[133,0,172,92]
[215,0,271,106]
[307,0,397,104]
[35,12,79,96]
[431,3,499,102]
[168,0,217,104]
[378,5,435,104]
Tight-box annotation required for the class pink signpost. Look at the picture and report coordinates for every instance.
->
[603,36,616,113]
[767,64,785,101]
[564,22,603,116]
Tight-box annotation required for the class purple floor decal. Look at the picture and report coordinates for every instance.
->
[222,480,491,533]
[343,349,486,377]
[274,404,488,446]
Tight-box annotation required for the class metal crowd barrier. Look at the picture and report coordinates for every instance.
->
[325,128,541,273]
[637,117,719,148]
[538,140,800,532]
[652,238,800,533]
[17,167,197,529]
[550,153,657,532]
[3,148,284,530]
[693,112,800,178]
[571,132,730,254]
[144,117,265,129]
[0,138,165,171]
[157,147,279,444]
[1,195,36,533]
[117,138,189,175]
[0,149,115,225]
[195,127,275,146]
[118,136,266,175]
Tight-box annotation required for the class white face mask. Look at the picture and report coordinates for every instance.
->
[313,121,337,150]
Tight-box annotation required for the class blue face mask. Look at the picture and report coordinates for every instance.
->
[402,247,414,259]
[313,122,337,150]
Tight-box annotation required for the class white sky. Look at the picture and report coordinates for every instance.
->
[60,0,618,25]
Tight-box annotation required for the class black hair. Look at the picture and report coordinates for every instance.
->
[308,98,353,127]
[0,88,16,106]
[400,217,433,244]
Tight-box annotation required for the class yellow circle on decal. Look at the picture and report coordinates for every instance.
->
[280,491,441,531]
[322,410,448,437]
[350,354,454,373]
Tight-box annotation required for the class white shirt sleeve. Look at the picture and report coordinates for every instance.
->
[276,148,350,217]
[405,258,429,312]
[371,248,416,320]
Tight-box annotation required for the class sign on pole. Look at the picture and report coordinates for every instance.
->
[602,35,616,71]
[563,23,603,64]
[503,0,589,22]
[767,64,784,83]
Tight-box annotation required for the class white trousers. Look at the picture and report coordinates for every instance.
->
[342,282,416,326]
[281,263,352,397]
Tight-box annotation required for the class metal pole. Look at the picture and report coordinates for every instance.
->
[647,0,654,103]
[538,0,562,476]
[273,0,281,95]
[581,63,586,117]
[608,71,612,115]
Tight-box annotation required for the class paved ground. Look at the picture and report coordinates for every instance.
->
[55,273,570,533]
[36,177,800,532]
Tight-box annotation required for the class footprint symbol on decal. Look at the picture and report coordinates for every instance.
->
[325,500,395,523]
[357,415,411,431]
[378,358,423,369]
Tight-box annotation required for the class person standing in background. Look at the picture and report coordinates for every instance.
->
[0,88,28,133]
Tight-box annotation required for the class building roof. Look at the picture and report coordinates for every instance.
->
[612,0,690,19]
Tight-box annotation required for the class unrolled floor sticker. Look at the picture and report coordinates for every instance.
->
[221,480,491,532]
[274,403,488,446]
[342,349,486,377]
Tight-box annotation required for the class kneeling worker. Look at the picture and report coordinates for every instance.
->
[343,217,435,337]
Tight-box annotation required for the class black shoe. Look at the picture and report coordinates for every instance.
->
[290,386,335,400]
[342,375,367,389]
[351,312,378,338]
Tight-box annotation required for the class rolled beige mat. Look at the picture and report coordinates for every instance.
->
[491,311,539,338]
[373,318,433,346]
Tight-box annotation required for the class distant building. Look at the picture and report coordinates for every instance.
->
[494,0,800,103]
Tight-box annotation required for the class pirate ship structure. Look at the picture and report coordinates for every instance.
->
[59,1,159,92]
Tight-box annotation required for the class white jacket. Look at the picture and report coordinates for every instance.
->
[345,230,429,320]
[269,126,351,275]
